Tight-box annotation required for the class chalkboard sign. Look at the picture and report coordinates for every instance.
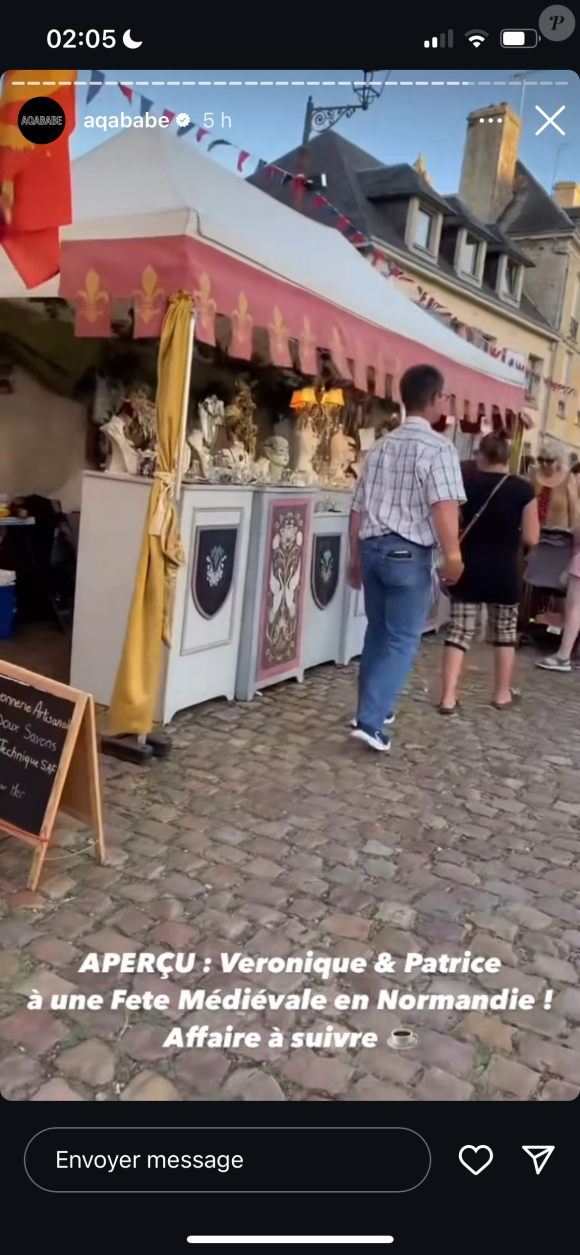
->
[0,672,75,836]
[0,661,106,890]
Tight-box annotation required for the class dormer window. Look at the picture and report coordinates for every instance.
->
[461,234,479,276]
[455,228,486,285]
[406,198,442,258]
[416,207,434,250]
[505,259,520,296]
[498,254,524,305]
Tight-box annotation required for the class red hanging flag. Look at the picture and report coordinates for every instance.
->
[237,150,250,172]
[0,69,77,288]
[119,85,133,103]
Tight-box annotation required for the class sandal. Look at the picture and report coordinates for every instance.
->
[491,689,521,710]
[438,701,460,715]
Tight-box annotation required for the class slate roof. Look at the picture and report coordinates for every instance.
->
[249,131,555,333]
[498,161,577,236]
[442,196,499,245]
[357,164,453,215]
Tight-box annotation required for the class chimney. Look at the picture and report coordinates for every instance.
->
[554,182,580,208]
[459,103,521,222]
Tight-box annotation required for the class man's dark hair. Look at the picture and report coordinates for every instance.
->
[478,431,510,465]
[400,364,445,412]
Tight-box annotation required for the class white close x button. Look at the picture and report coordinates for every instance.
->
[535,105,565,135]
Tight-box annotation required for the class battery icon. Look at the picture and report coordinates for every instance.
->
[501,29,538,46]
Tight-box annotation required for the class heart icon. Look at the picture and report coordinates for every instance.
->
[459,1145,494,1175]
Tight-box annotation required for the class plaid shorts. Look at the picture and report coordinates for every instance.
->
[445,602,519,651]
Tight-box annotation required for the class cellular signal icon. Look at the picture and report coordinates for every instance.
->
[465,29,489,47]
[424,30,454,47]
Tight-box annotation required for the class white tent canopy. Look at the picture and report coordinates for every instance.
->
[0,128,520,388]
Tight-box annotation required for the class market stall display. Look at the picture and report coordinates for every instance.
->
[0,126,527,748]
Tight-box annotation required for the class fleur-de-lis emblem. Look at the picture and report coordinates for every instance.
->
[375,346,388,394]
[269,306,288,356]
[194,273,217,331]
[231,292,253,345]
[351,338,366,387]
[300,316,317,358]
[132,265,165,324]
[77,270,109,323]
[330,327,348,375]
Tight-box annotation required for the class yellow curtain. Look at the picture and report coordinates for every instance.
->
[108,292,193,734]
[510,422,524,475]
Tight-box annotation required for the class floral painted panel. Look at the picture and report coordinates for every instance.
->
[257,499,311,680]
[192,526,238,620]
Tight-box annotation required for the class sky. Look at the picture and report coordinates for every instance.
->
[70,68,580,199]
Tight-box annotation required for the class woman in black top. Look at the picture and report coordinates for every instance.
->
[439,432,540,712]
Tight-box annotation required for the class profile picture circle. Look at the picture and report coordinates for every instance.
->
[18,96,67,145]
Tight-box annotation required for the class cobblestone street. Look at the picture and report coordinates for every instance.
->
[1,640,580,1102]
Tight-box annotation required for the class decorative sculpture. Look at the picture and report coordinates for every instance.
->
[184,396,225,481]
[101,413,141,477]
[215,438,251,476]
[325,425,356,485]
[187,428,213,480]
[353,427,377,479]
[293,419,319,486]
[198,395,226,447]
[253,435,290,484]
[122,388,157,454]
[224,380,258,458]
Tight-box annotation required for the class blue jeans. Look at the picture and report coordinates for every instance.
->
[357,534,433,733]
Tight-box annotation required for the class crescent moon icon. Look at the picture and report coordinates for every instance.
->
[122,30,142,49]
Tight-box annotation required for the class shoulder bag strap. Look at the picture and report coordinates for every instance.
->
[460,474,510,543]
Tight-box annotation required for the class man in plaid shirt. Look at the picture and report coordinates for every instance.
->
[349,364,465,752]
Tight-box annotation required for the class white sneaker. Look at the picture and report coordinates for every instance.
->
[351,726,391,753]
[349,713,395,729]
[536,655,572,672]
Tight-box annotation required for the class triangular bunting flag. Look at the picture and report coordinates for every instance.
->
[177,122,194,137]
[237,150,251,172]
[196,127,209,142]
[293,173,306,203]
[119,84,133,103]
[207,139,233,153]
[87,71,105,104]
[140,96,153,116]
[160,110,175,126]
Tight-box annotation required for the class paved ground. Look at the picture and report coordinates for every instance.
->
[1,639,580,1102]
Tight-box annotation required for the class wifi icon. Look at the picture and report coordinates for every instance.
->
[465,29,489,46]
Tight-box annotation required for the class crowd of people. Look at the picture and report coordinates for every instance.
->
[347,364,580,752]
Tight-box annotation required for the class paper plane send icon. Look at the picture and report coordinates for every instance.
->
[522,1146,555,1175]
